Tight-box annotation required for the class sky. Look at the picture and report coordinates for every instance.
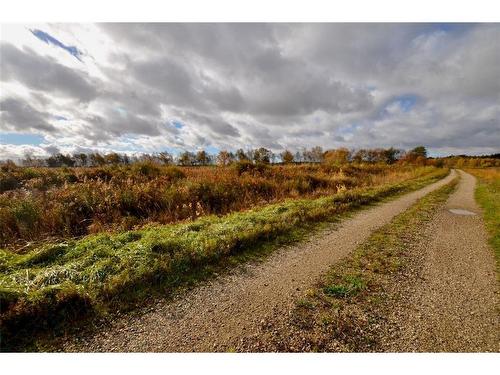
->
[0,23,499,160]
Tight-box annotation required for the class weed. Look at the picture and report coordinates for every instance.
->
[323,275,366,298]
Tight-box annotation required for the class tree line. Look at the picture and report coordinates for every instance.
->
[3,146,438,168]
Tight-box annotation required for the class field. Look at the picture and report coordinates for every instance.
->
[2,162,434,249]
[0,162,448,349]
[468,168,500,275]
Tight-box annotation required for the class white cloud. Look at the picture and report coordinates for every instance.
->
[1,23,499,159]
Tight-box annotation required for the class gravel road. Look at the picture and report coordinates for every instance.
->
[61,171,456,352]
[383,170,498,352]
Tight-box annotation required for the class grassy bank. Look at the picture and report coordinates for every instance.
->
[0,167,448,351]
[468,168,500,276]
[0,163,437,249]
[245,176,457,352]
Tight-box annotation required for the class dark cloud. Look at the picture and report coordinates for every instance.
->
[0,43,97,102]
[171,110,240,137]
[43,145,60,155]
[130,58,198,106]
[80,109,165,141]
[0,97,56,132]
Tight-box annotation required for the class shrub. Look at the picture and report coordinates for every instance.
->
[233,160,255,175]
[13,200,40,234]
[133,161,161,178]
[163,166,186,181]
[0,176,20,192]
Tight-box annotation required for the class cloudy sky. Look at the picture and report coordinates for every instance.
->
[0,23,499,159]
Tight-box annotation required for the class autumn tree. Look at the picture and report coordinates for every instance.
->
[89,152,106,166]
[46,153,75,167]
[294,150,304,163]
[352,149,366,163]
[280,150,294,164]
[216,150,234,166]
[302,146,324,163]
[236,148,250,162]
[324,147,351,165]
[178,151,196,166]
[105,152,122,165]
[366,149,381,163]
[411,146,428,158]
[21,154,39,167]
[310,146,324,163]
[382,147,402,164]
[401,146,428,164]
[252,147,272,164]
[196,150,210,166]
[74,153,88,167]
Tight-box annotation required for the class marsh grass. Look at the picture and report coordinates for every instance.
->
[1,164,439,248]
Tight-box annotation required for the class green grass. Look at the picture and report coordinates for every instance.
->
[469,168,500,277]
[0,168,448,351]
[284,176,458,352]
[323,275,366,298]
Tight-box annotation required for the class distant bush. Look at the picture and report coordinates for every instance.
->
[163,166,186,181]
[233,160,255,175]
[133,161,161,178]
[233,160,270,175]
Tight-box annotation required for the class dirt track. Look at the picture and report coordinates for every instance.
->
[61,171,457,352]
[383,170,498,352]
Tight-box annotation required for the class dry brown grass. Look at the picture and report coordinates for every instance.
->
[466,167,500,181]
[0,162,439,250]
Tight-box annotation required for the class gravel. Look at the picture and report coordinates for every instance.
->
[381,170,499,352]
[59,171,457,352]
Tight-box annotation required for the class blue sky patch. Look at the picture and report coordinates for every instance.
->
[172,120,184,129]
[396,94,418,112]
[378,94,419,118]
[337,123,361,136]
[0,132,45,145]
[54,115,68,121]
[30,29,83,61]
[205,145,220,154]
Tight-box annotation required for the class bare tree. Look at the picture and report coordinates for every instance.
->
[216,150,235,166]
[158,151,173,165]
